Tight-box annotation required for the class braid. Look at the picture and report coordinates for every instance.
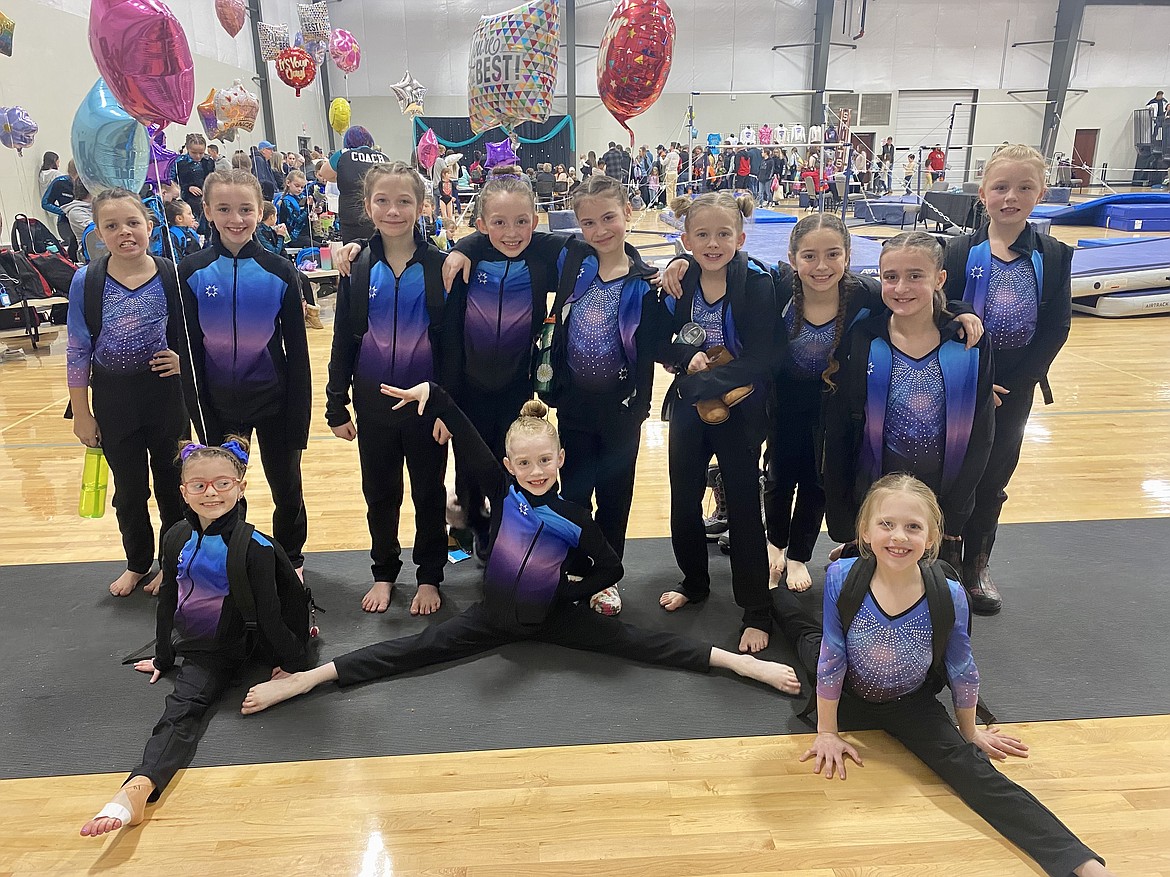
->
[821,275,854,390]
[789,273,805,339]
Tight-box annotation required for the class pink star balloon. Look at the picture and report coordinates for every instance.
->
[88,0,195,128]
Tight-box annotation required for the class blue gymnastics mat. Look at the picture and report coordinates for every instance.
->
[1077,237,1165,248]
[743,220,884,274]
[752,208,799,224]
[1030,192,1170,226]
[1070,236,1170,312]
[1102,205,1170,232]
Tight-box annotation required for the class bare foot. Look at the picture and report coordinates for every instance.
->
[739,627,770,654]
[109,569,148,597]
[660,590,690,611]
[80,777,153,837]
[361,581,394,613]
[741,656,801,694]
[142,569,163,596]
[767,544,787,588]
[410,584,441,616]
[786,559,812,592]
[241,670,321,714]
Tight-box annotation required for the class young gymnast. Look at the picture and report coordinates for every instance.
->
[255,201,286,255]
[656,193,776,654]
[943,144,1073,614]
[326,161,459,616]
[276,169,313,249]
[80,437,314,837]
[821,232,995,574]
[164,200,202,261]
[66,187,189,597]
[173,133,217,228]
[438,167,458,228]
[770,474,1113,877]
[177,170,312,576]
[239,381,802,715]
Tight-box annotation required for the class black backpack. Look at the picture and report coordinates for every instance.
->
[10,213,62,255]
[161,519,320,666]
[836,556,996,724]
[0,248,49,303]
[347,244,447,340]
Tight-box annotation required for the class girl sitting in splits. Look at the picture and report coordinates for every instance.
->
[81,438,313,837]
[241,381,802,714]
[771,474,1114,877]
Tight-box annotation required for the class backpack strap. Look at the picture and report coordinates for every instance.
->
[421,247,448,326]
[348,246,373,340]
[836,554,876,642]
[226,520,258,630]
[83,254,111,342]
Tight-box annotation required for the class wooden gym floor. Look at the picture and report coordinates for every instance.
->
[2,207,1168,875]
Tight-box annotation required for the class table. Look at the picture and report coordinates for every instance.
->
[920,191,986,232]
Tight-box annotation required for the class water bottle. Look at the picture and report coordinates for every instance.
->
[78,446,109,518]
[534,316,557,394]
[319,244,333,270]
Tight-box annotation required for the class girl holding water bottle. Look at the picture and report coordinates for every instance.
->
[66,187,190,597]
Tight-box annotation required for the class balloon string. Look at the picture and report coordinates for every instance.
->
[147,129,210,444]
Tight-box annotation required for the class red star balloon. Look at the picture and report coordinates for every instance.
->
[275,46,316,97]
[597,0,675,146]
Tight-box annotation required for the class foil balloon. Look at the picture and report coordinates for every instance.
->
[297,2,330,40]
[293,30,327,65]
[0,10,13,57]
[71,78,150,193]
[144,124,178,186]
[257,21,289,61]
[390,70,427,118]
[467,0,558,135]
[329,28,360,74]
[197,88,223,141]
[214,0,245,37]
[328,97,350,134]
[416,128,438,171]
[88,0,195,128]
[0,106,38,155]
[216,79,259,133]
[484,138,518,170]
[275,46,316,97]
[597,0,675,146]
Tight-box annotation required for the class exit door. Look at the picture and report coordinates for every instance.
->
[1072,129,1098,187]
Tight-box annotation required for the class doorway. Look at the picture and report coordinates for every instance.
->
[850,132,876,188]
[1072,129,1098,187]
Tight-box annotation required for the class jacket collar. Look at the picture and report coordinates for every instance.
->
[184,496,246,538]
[972,220,1038,257]
[860,307,966,346]
[367,230,429,270]
[211,233,263,261]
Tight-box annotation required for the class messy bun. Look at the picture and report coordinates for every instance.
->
[520,399,549,419]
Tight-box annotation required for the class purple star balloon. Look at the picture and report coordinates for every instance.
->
[145,125,178,186]
[485,139,518,169]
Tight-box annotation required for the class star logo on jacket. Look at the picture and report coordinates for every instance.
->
[476,271,489,286]
[369,285,378,300]
[577,265,587,279]
[204,285,219,298]
[970,266,983,279]
[617,366,629,381]
[867,360,874,375]
[517,498,530,516]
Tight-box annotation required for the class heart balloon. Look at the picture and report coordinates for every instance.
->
[417,128,438,171]
[216,79,259,133]
[329,28,360,74]
[0,106,38,155]
[597,0,675,146]
[88,0,195,128]
[328,97,351,134]
[71,78,150,193]
[275,46,316,97]
[144,125,178,186]
[214,0,245,37]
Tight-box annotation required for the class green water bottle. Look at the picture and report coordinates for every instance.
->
[78,447,109,519]
[534,316,556,395]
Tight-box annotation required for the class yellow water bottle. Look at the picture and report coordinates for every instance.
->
[79,446,109,518]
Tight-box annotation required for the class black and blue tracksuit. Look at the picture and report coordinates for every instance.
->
[332,384,711,685]
[326,234,460,585]
[276,192,311,249]
[178,237,312,565]
[129,500,312,799]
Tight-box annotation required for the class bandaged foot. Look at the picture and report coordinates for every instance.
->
[80,777,154,837]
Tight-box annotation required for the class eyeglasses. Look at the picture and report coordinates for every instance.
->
[182,476,242,495]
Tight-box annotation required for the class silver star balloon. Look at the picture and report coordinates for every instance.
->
[390,70,428,118]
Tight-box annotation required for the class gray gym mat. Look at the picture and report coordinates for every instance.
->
[2,517,1166,780]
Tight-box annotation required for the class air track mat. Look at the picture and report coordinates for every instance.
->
[1071,236,1170,316]
[1030,192,1170,226]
